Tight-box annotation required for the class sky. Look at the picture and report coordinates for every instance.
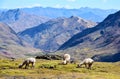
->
[0,0,120,10]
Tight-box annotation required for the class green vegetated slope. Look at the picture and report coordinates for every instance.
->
[0,59,120,79]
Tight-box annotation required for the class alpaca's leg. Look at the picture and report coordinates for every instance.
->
[31,62,35,68]
[25,63,29,69]
[28,63,29,68]
[88,63,92,69]
[20,61,26,69]
[33,62,35,68]
[85,63,87,68]
[31,63,33,68]
[66,60,69,64]
[25,64,27,69]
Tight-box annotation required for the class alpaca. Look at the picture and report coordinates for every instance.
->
[77,58,94,69]
[62,54,71,65]
[19,57,36,69]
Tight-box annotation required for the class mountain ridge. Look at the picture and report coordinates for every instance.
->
[57,10,120,61]
[0,7,117,33]
[22,7,117,22]
[58,10,120,50]
[0,9,50,32]
[18,16,97,52]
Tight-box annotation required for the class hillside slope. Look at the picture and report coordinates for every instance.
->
[0,22,41,58]
[58,10,120,61]
[18,16,97,52]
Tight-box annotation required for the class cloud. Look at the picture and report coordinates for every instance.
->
[24,4,41,8]
[64,5,72,9]
[54,4,62,8]
[16,4,41,9]
[53,4,73,9]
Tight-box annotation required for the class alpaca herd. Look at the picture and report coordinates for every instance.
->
[19,54,94,69]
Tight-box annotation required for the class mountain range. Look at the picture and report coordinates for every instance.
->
[18,16,97,52]
[0,7,117,33]
[0,7,119,62]
[57,10,120,61]
[22,7,117,22]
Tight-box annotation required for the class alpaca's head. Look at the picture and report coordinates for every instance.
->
[18,64,22,68]
[77,64,82,68]
[62,60,67,65]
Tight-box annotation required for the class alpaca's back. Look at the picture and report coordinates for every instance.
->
[83,58,94,64]
[26,58,36,63]
[77,58,94,69]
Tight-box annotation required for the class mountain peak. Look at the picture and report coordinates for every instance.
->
[70,15,80,18]
[70,16,83,21]
[0,9,22,22]
[103,10,120,24]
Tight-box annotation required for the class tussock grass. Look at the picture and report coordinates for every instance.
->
[0,59,120,79]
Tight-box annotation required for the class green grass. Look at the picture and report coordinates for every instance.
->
[0,59,120,79]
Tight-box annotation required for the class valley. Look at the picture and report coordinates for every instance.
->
[0,1,120,79]
[0,7,119,62]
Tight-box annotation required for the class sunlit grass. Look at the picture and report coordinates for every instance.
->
[0,59,120,79]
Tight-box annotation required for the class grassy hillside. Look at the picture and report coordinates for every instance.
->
[0,59,120,79]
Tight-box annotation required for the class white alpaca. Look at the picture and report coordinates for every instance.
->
[77,58,94,69]
[19,57,36,69]
[62,54,71,65]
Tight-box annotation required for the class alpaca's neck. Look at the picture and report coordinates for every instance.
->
[80,61,84,65]
[21,61,27,67]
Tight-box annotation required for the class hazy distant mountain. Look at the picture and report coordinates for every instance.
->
[0,22,41,58]
[18,16,97,52]
[0,7,117,33]
[58,10,120,61]
[22,7,117,22]
[0,9,50,32]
